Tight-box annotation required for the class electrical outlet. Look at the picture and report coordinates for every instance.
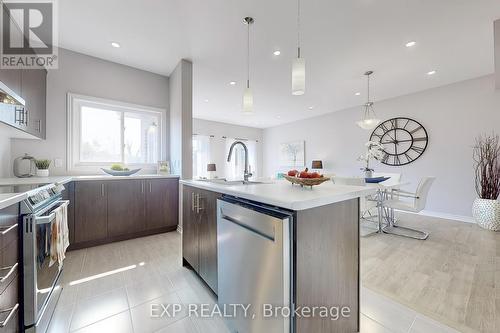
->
[54,158,63,168]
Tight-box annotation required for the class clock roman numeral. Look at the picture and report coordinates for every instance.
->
[411,146,424,154]
[394,155,401,165]
[403,119,410,129]
[404,153,412,163]
[413,137,427,142]
[380,122,392,132]
[409,126,423,134]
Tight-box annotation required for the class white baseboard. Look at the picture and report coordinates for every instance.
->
[397,209,475,224]
[176,225,183,234]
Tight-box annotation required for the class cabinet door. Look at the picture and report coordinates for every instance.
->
[74,181,108,243]
[198,189,220,293]
[145,179,178,230]
[182,186,199,271]
[0,69,21,96]
[107,180,145,237]
[21,68,46,138]
[0,16,22,96]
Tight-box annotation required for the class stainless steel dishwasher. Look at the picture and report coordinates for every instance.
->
[217,196,294,333]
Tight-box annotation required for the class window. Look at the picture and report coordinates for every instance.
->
[68,93,164,171]
[224,138,258,180]
[192,135,210,178]
[191,135,259,180]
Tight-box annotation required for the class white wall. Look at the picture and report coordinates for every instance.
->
[193,118,264,177]
[169,59,193,179]
[10,48,169,175]
[263,75,500,218]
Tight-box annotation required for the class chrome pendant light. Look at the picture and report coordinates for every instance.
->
[243,17,254,114]
[356,71,380,130]
[292,0,305,95]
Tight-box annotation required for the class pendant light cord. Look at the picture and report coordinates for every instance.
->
[367,73,370,102]
[247,22,250,89]
[364,73,371,118]
[297,0,301,58]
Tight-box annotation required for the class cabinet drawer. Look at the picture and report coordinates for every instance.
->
[0,277,19,333]
[0,206,18,251]
[0,240,18,295]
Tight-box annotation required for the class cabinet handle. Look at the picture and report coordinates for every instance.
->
[141,182,144,193]
[191,192,195,212]
[0,223,17,236]
[149,182,152,193]
[0,263,18,283]
[196,194,203,214]
[0,303,19,328]
[36,119,41,132]
[101,184,105,196]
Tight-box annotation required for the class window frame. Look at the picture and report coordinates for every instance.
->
[67,93,165,172]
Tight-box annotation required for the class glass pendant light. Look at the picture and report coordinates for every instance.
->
[243,17,254,114]
[292,0,305,95]
[356,71,380,130]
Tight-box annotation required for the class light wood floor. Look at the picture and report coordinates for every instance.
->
[361,213,500,333]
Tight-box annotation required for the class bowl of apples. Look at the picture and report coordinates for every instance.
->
[284,168,331,188]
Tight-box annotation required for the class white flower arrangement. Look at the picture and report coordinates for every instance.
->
[357,141,385,172]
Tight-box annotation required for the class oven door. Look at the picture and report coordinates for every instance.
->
[23,199,69,329]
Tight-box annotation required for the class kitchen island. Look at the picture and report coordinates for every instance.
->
[180,179,375,333]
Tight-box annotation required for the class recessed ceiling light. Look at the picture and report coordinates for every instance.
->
[405,41,417,47]
[229,81,236,86]
[308,106,314,110]
[273,50,281,56]
[111,42,121,48]
[355,92,361,96]
[427,70,437,76]
[204,99,209,102]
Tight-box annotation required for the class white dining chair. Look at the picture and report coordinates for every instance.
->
[382,176,436,240]
[332,176,379,236]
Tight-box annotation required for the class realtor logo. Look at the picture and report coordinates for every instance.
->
[1,0,58,69]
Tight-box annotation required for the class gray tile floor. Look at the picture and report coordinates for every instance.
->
[48,232,228,333]
[48,230,460,333]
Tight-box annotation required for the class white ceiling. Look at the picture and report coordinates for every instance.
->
[59,0,500,128]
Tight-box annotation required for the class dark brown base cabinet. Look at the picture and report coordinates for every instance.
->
[182,185,220,294]
[0,205,20,333]
[71,178,179,250]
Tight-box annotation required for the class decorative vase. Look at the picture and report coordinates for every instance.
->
[472,198,500,231]
[36,169,49,177]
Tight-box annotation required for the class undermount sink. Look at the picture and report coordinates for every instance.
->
[206,179,267,185]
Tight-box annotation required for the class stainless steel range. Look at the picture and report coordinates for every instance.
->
[20,183,69,333]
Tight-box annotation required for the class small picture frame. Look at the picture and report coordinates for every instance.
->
[157,161,170,175]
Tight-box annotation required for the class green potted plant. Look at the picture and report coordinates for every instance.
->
[472,134,500,230]
[35,159,51,177]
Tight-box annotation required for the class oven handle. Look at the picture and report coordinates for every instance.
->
[35,200,70,225]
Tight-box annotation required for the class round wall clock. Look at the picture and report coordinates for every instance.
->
[369,117,428,166]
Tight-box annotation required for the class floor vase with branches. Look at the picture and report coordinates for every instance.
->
[472,134,500,230]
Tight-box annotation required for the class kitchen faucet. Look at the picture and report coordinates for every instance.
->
[227,141,252,182]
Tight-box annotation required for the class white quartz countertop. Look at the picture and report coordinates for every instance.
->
[0,174,180,186]
[0,174,180,210]
[0,192,27,210]
[180,179,376,211]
